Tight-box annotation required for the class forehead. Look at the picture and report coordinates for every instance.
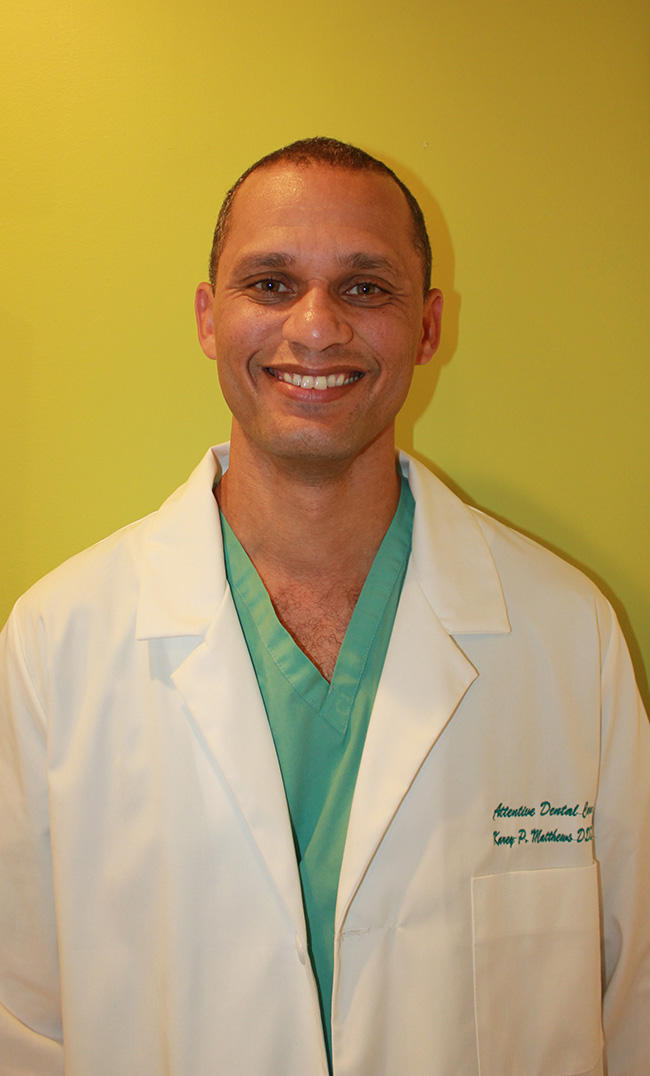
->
[220,163,418,272]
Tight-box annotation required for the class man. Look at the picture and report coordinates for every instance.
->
[1,138,648,1076]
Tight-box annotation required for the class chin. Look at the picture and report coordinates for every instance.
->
[252,420,392,470]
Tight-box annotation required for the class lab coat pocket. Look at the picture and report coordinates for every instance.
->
[472,864,603,1076]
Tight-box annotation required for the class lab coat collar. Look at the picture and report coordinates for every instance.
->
[398,451,511,636]
[136,445,510,641]
[135,445,229,640]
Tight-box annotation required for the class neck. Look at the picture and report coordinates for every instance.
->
[216,423,401,587]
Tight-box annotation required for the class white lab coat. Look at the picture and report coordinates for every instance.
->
[1,445,648,1076]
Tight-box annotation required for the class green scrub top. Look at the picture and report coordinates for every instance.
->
[219,475,414,1065]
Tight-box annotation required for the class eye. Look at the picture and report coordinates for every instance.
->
[250,278,291,296]
[343,280,389,305]
[347,281,382,296]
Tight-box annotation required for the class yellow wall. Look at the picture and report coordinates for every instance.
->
[2,0,648,707]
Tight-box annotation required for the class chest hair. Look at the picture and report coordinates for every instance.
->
[269,579,362,683]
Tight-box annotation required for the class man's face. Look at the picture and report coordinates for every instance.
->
[196,163,442,468]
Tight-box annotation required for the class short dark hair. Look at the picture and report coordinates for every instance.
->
[208,137,432,299]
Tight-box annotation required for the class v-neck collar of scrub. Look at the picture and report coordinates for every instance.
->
[220,474,415,736]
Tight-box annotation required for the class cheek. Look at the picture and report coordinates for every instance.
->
[359,312,421,361]
[373,329,420,385]
[215,309,281,367]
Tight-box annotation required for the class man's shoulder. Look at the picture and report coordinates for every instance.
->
[8,511,156,643]
[472,505,598,598]
[7,446,225,644]
[403,452,609,629]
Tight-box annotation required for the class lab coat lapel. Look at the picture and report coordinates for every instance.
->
[337,452,511,924]
[336,568,478,924]
[171,598,306,934]
[136,445,306,934]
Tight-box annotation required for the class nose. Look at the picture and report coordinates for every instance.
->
[282,283,353,351]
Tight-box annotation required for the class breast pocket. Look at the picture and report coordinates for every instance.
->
[472,864,603,1076]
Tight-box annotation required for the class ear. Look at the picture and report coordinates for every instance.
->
[195,282,217,360]
[415,288,443,366]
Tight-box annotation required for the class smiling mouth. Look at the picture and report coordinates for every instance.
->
[266,368,364,391]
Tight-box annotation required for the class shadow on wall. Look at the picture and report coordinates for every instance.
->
[373,150,649,716]
[385,156,461,454]
[416,453,650,718]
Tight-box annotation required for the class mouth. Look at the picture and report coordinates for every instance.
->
[266,368,364,392]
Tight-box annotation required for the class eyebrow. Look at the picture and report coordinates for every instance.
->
[231,252,297,277]
[340,252,402,276]
[231,250,403,278]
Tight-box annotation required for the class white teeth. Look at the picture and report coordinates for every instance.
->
[276,370,361,390]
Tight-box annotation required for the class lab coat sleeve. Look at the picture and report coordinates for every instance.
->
[0,603,65,1075]
[596,595,650,1075]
